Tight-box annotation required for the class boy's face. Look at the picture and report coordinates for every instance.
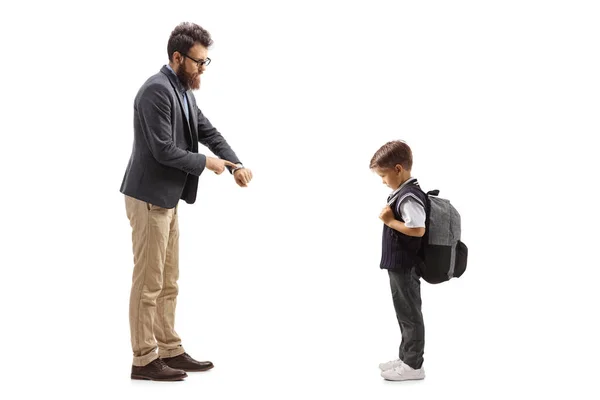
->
[374,165,405,190]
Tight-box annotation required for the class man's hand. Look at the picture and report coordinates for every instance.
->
[206,157,238,175]
[379,205,395,225]
[234,168,253,187]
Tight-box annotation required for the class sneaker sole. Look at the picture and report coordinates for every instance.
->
[383,377,425,382]
[382,375,425,382]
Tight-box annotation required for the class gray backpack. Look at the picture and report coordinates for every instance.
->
[419,190,468,284]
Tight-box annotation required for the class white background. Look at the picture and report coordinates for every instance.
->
[1,0,599,399]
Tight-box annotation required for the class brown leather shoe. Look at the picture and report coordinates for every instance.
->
[131,358,188,381]
[161,352,214,372]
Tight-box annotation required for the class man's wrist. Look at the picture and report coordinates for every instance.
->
[231,163,244,174]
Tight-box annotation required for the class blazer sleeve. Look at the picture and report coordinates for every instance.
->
[196,108,241,170]
[137,83,207,176]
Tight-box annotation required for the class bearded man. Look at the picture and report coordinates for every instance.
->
[120,22,253,381]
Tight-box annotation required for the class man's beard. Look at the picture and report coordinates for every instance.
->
[176,66,200,90]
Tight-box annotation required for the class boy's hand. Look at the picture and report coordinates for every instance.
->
[379,205,395,225]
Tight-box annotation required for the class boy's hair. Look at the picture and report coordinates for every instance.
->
[369,140,413,171]
[167,22,213,62]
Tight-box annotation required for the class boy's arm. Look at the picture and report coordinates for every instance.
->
[380,197,427,237]
[385,219,426,237]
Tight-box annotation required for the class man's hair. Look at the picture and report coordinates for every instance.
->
[167,22,213,61]
[369,140,413,170]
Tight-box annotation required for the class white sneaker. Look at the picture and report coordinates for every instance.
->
[379,358,403,371]
[381,363,425,381]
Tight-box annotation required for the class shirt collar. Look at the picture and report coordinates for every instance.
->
[388,177,418,203]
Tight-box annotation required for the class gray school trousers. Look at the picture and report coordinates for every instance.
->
[388,265,425,369]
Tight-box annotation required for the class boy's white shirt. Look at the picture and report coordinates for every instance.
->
[399,199,426,228]
[388,177,426,229]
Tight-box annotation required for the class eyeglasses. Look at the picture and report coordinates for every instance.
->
[183,53,211,68]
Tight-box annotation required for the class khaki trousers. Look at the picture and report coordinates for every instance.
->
[125,195,186,366]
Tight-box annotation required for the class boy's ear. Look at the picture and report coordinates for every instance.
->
[395,164,403,174]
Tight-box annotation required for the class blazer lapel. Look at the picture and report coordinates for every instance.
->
[160,66,193,143]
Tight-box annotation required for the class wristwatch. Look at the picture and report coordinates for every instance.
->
[231,163,244,174]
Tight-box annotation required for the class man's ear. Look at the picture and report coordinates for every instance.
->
[173,51,184,65]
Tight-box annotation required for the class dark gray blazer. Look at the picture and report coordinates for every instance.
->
[120,66,241,209]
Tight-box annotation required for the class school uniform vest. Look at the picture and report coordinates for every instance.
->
[380,179,428,270]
